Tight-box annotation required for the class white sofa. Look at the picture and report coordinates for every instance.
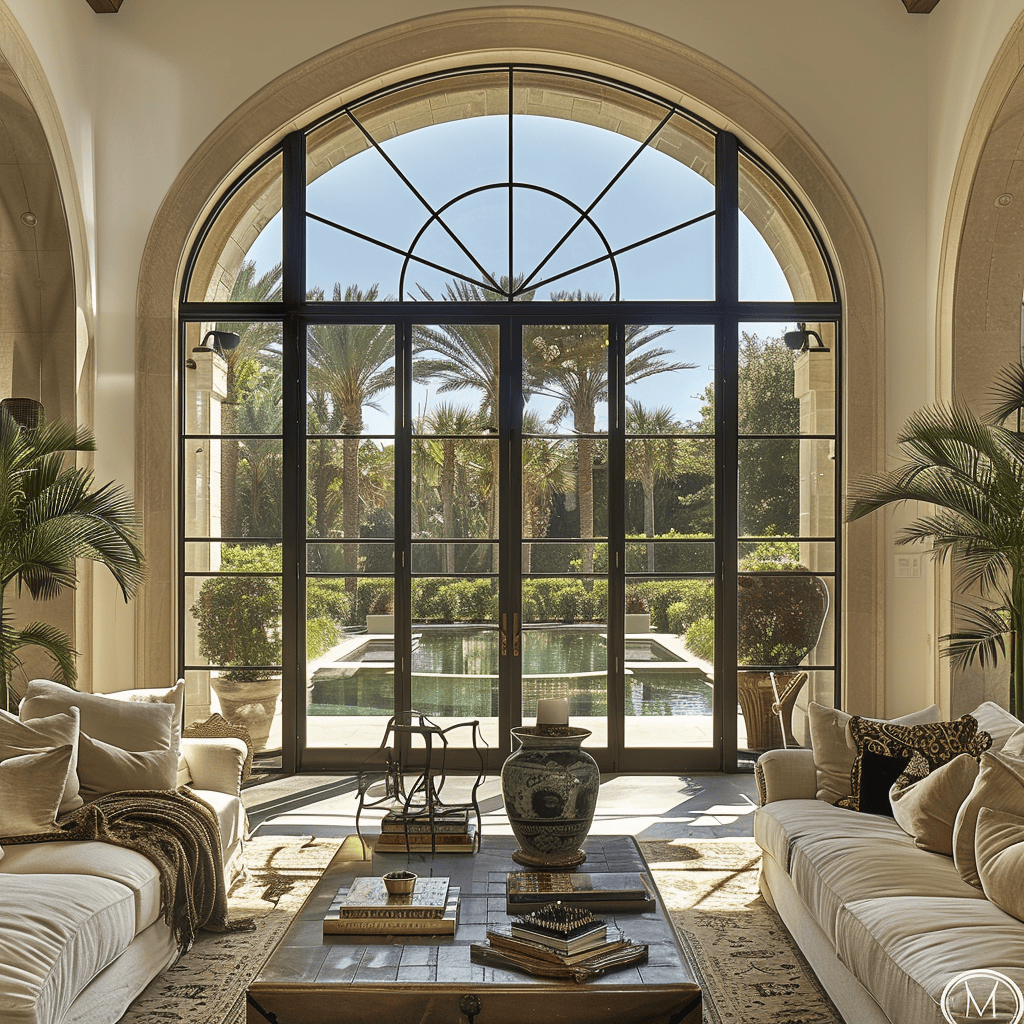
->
[754,701,1024,1024]
[0,685,250,1024]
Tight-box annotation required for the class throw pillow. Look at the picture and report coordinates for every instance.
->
[807,701,941,804]
[890,751,980,854]
[77,734,179,801]
[953,748,1024,887]
[838,715,991,814]
[975,806,1024,922]
[0,707,83,814]
[104,678,185,743]
[969,701,1024,754]
[21,678,175,752]
[0,745,73,835]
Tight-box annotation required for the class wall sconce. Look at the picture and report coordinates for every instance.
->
[193,330,241,357]
[783,323,830,353]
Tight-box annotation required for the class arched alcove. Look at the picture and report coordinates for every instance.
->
[137,7,885,726]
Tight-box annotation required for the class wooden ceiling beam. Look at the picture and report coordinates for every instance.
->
[902,0,941,12]
[85,0,125,12]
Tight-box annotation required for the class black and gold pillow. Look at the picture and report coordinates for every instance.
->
[836,715,991,815]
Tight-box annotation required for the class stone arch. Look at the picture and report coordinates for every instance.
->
[137,6,885,717]
[937,8,1024,715]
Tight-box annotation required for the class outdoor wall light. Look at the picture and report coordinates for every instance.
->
[783,323,830,353]
[194,330,241,356]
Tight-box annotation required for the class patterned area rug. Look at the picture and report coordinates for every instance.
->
[120,835,342,1024]
[640,838,843,1024]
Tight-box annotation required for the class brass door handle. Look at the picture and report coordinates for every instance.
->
[513,613,521,657]
[501,613,508,656]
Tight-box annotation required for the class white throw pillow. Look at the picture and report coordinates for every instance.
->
[969,702,1024,754]
[807,701,941,804]
[890,752,979,854]
[976,806,1024,922]
[104,678,185,743]
[952,748,1024,887]
[0,745,73,834]
[21,678,175,752]
[1,707,83,814]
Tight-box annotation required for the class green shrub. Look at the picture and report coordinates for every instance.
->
[685,616,715,661]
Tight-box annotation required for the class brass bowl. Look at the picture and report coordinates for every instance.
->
[383,870,417,896]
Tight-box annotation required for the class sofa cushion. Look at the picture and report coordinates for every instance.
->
[976,806,1024,923]
[0,840,162,931]
[838,715,990,814]
[0,708,83,814]
[834,895,1024,1024]
[807,701,940,804]
[0,873,140,1024]
[0,745,74,835]
[21,679,175,753]
[789,829,985,947]
[953,748,1024,887]
[890,751,980,854]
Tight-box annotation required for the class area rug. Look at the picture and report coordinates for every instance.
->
[640,838,843,1024]
[120,835,342,1024]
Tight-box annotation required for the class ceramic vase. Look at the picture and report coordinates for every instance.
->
[500,726,600,867]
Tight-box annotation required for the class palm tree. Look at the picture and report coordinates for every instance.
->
[307,284,396,583]
[625,402,684,571]
[847,362,1024,718]
[217,259,284,538]
[0,414,144,708]
[526,294,689,574]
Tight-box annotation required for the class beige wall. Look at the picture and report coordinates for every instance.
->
[1,0,1020,715]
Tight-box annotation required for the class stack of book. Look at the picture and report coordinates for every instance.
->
[374,806,477,854]
[323,875,460,935]
[470,902,648,980]
[504,870,656,913]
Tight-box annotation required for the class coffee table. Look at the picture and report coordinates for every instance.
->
[246,834,701,1024]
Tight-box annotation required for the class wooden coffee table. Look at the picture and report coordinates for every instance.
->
[246,834,701,1024]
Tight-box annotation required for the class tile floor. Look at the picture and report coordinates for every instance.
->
[243,771,759,842]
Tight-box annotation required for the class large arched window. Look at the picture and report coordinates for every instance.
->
[179,66,839,773]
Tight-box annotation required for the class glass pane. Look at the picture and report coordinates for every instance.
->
[520,621,608,748]
[739,540,835,570]
[736,572,831,668]
[412,437,495,540]
[624,577,714,749]
[307,437,395,542]
[521,438,609,543]
[183,322,284,435]
[413,322,500,428]
[410,625,500,750]
[186,152,282,303]
[306,323,395,434]
[616,217,715,301]
[625,324,712,432]
[185,670,280,755]
[738,439,834,538]
[184,540,282,573]
[737,324,835,435]
[738,668,834,752]
[523,323,608,432]
[522,542,608,574]
[411,576,499,624]
[739,150,835,302]
[412,542,495,574]
[625,540,714,573]
[306,542,394,573]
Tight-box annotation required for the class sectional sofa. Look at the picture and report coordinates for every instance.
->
[754,700,1024,1024]
[0,680,250,1024]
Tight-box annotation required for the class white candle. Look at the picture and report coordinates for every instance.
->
[536,697,569,726]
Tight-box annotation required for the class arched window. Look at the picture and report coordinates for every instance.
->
[179,66,839,772]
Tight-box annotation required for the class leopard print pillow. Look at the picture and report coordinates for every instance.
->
[837,715,991,815]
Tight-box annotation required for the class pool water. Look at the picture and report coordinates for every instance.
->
[309,626,713,718]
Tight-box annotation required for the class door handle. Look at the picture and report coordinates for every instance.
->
[501,613,508,656]
[513,613,521,658]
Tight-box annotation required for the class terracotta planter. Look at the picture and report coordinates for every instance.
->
[500,726,600,867]
[209,674,281,752]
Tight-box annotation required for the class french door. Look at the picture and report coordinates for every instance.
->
[300,313,721,773]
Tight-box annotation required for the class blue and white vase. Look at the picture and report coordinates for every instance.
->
[500,726,600,867]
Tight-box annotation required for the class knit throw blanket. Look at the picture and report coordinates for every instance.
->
[0,788,251,952]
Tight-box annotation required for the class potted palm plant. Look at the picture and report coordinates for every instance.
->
[0,411,144,709]
[847,362,1024,719]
